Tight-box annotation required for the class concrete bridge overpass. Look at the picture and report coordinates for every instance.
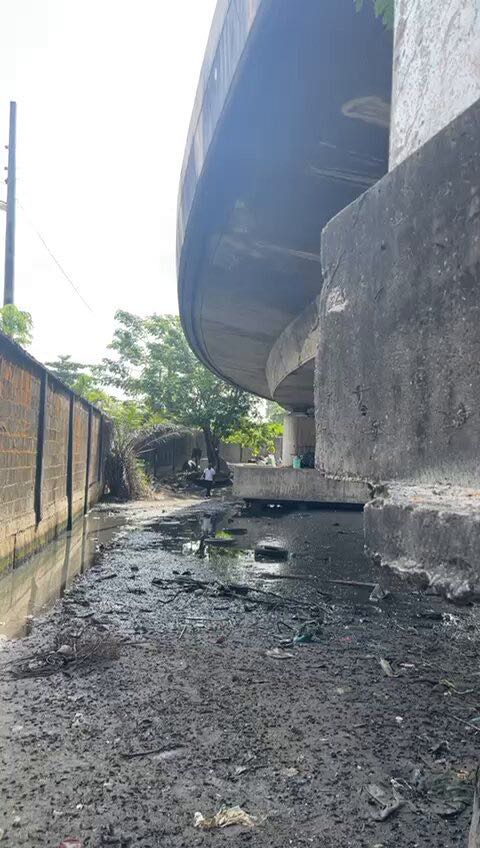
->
[179,0,480,586]
[177,0,393,433]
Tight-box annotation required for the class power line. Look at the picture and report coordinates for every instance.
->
[16,198,94,313]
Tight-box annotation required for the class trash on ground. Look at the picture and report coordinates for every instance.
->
[329,579,376,589]
[468,767,480,848]
[57,644,75,658]
[370,584,391,603]
[151,574,324,613]
[293,631,314,644]
[9,628,121,679]
[365,783,404,821]
[266,648,295,659]
[380,658,395,677]
[439,679,474,696]
[59,840,83,848]
[424,769,474,818]
[281,766,299,777]
[254,544,289,561]
[292,620,321,644]
[418,609,443,621]
[194,806,257,829]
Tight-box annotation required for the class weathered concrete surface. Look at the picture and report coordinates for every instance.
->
[281,414,315,466]
[233,464,368,505]
[390,0,480,169]
[178,0,392,406]
[266,297,320,409]
[316,97,480,482]
[365,484,480,600]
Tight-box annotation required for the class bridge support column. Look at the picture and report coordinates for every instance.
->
[390,0,480,169]
[282,413,315,467]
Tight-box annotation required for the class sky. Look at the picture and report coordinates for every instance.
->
[0,0,217,365]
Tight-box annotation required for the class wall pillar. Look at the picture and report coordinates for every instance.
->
[390,1,480,170]
[282,413,315,466]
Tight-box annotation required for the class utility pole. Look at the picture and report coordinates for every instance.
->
[3,101,17,306]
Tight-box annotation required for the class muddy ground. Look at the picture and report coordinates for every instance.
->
[1,494,480,847]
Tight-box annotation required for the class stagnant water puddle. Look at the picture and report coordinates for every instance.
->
[0,509,128,639]
[1,497,472,642]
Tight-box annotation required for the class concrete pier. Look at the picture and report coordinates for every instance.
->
[233,465,368,506]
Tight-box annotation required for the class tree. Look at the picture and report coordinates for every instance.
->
[354,0,394,29]
[45,355,89,388]
[226,419,283,457]
[101,311,257,466]
[0,304,33,346]
[266,400,285,425]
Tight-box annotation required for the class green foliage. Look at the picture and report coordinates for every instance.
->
[105,425,150,500]
[102,311,257,463]
[0,304,33,346]
[265,400,285,425]
[354,0,394,29]
[45,354,87,388]
[226,419,283,456]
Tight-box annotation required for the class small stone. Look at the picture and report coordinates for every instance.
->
[57,644,74,658]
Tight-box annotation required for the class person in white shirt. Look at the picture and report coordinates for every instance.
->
[202,464,216,498]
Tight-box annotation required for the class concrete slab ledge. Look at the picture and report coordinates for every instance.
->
[232,465,369,505]
[365,483,480,601]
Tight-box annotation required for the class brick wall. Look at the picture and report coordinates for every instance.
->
[0,357,39,535]
[72,400,88,518]
[0,333,109,572]
[89,412,101,487]
[43,383,70,512]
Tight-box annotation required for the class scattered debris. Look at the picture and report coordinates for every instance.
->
[255,544,289,561]
[194,806,257,829]
[9,628,121,679]
[122,745,183,760]
[328,579,376,589]
[418,609,443,621]
[266,648,295,660]
[440,679,474,696]
[206,537,236,548]
[468,767,480,847]
[57,644,75,658]
[380,658,395,678]
[151,574,324,613]
[59,840,83,848]
[281,767,299,777]
[292,620,322,644]
[254,572,316,583]
[369,583,391,602]
[365,783,404,821]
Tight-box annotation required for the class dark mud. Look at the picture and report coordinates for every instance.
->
[1,498,480,847]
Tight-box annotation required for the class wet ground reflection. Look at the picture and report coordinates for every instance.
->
[0,511,125,639]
